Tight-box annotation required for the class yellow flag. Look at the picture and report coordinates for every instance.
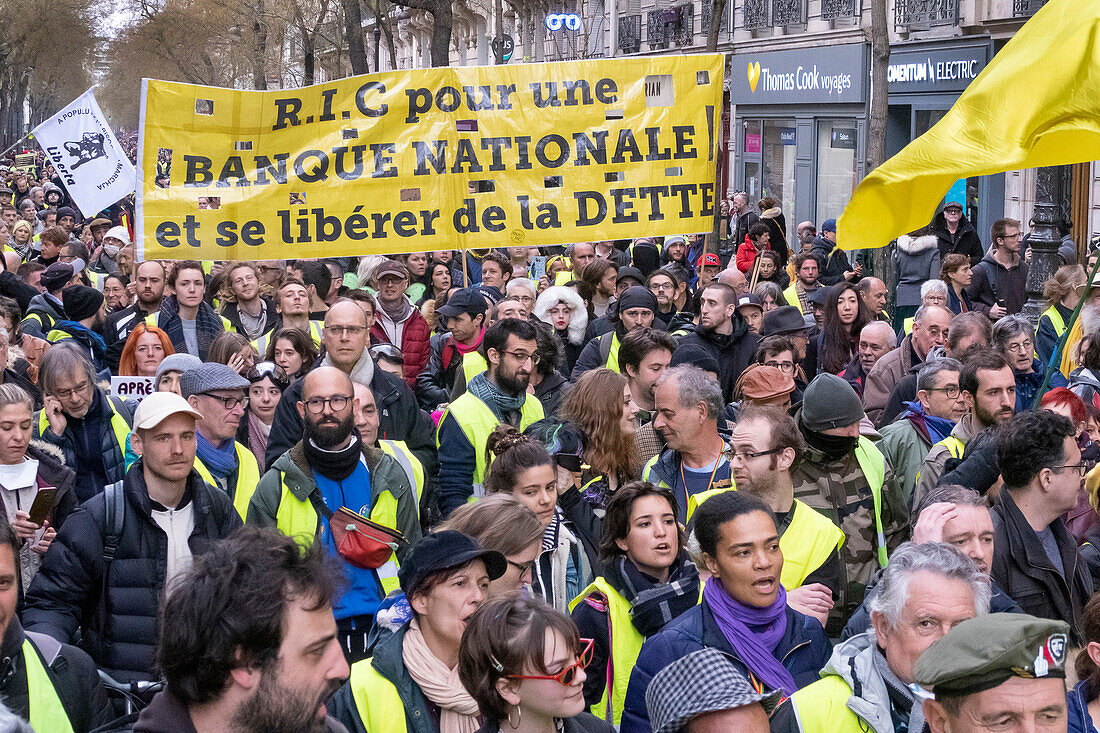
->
[838,0,1100,251]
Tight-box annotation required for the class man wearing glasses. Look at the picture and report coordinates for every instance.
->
[991,409,1093,642]
[181,363,260,520]
[969,217,1029,317]
[436,318,544,516]
[249,366,421,663]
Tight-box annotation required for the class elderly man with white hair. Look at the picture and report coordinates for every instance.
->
[504,277,537,318]
[841,320,896,397]
[769,541,992,733]
[864,304,953,425]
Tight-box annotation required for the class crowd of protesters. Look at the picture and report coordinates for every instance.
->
[0,154,1097,733]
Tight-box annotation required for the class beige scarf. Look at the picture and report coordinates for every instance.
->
[402,620,481,733]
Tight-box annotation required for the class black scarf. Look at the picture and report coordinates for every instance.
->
[803,425,859,462]
[604,553,700,637]
[304,434,363,482]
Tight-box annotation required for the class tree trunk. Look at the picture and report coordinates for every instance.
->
[705,0,726,51]
[302,34,316,85]
[343,0,370,74]
[429,2,452,67]
[864,0,892,296]
[252,0,268,90]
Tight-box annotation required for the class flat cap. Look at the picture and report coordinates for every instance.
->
[179,363,250,399]
[646,648,781,733]
[738,364,795,403]
[914,613,1069,698]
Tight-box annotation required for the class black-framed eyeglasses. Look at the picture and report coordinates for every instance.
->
[1051,462,1089,477]
[764,361,795,374]
[501,350,541,365]
[246,361,289,389]
[730,447,781,462]
[926,386,961,399]
[200,393,248,410]
[508,558,535,576]
[303,395,353,414]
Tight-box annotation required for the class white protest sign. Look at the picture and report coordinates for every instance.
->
[33,88,136,215]
[111,376,155,402]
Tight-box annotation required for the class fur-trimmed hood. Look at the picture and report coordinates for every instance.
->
[533,286,588,345]
[896,233,939,255]
[760,206,783,220]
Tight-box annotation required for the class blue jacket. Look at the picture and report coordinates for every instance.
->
[1069,678,1097,733]
[620,598,831,733]
[1015,358,1066,412]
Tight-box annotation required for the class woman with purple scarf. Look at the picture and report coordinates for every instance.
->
[620,490,832,732]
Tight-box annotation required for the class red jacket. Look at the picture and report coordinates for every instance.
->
[370,308,431,387]
[736,235,769,274]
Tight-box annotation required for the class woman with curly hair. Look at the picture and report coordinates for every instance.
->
[118,322,174,377]
[559,368,640,510]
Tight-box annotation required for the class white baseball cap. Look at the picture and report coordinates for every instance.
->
[132,392,203,431]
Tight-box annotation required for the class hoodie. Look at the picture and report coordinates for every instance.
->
[893,234,941,307]
[533,286,588,345]
[20,293,66,339]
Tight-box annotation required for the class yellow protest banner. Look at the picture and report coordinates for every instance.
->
[137,56,724,260]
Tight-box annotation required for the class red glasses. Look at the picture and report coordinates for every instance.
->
[507,638,594,686]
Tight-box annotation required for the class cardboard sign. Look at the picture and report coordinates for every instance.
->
[111,376,155,401]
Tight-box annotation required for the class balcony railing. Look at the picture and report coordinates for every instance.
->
[821,0,857,20]
[744,0,769,29]
[618,13,642,52]
[1013,0,1046,16]
[772,0,805,25]
[894,0,958,28]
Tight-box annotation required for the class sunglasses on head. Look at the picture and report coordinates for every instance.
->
[246,361,289,389]
[507,638,594,686]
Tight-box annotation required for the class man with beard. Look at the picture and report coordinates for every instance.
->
[136,526,351,732]
[969,218,1028,317]
[914,350,1016,505]
[221,262,278,342]
[730,192,760,248]
[45,285,108,372]
[249,367,420,662]
[104,260,166,373]
[783,252,823,321]
[673,282,759,402]
[436,318,544,515]
[571,285,658,380]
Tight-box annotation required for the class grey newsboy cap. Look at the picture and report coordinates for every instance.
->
[646,648,781,733]
[179,363,250,399]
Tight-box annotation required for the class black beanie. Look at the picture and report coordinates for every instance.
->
[616,285,659,316]
[670,343,719,375]
[62,285,104,322]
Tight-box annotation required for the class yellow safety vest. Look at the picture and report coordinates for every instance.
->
[782,284,803,313]
[903,317,914,334]
[37,397,130,461]
[1042,305,1067,337]
[379,439,424,502]
[22,637,75,733]
[145,311,236,336]
[605,333,621,373]
[914,435,966,486]
[461,351,488,384]
[568,579,644,727]
[853,437,890,568]
[1062,316,1084,377]
[252,320,323,354]
[193,440,261,520]
[788,674,868,733]
[554,269,575,286]
[437,391,545,497]
[686,490,845,590]
[273,470,401,595]
[347,658,408,731]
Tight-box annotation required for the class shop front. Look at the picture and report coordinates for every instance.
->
[887,37,999,245]
[729,43,869,227]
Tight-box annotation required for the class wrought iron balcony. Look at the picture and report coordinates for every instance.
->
[772,0,804,25]
[618,13,642,52]
[744,0,769,29]
[1013,0,1046,16]
[673,3,694,44]
[700,0,730,37]
[894,0,958,29]
[821,0,857,20]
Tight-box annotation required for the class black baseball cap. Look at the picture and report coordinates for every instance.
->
[437,287,489,319]
[398,530,507,597]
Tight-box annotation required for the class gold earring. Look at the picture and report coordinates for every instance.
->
[507,705,522,729]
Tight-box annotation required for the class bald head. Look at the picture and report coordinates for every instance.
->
[302,366,353,401]
[298,367,356,449]
[323,300,371,372]
[325,300,368,328]
[717,268,748,296]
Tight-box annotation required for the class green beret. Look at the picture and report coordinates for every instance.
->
[914,614,1069,698]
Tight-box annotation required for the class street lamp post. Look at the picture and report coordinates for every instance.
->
[1021,166,1065,326]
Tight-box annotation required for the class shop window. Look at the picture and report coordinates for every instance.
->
[761,120,796,222]
[816,121,858,223]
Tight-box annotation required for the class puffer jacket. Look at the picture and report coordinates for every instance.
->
[22,463,242,682]
[672,318,760,403]
[768,633,902,733]
[371,298,431,387]
[621,598,831,732]
[893,234,941,307]
[929,209,984,266]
